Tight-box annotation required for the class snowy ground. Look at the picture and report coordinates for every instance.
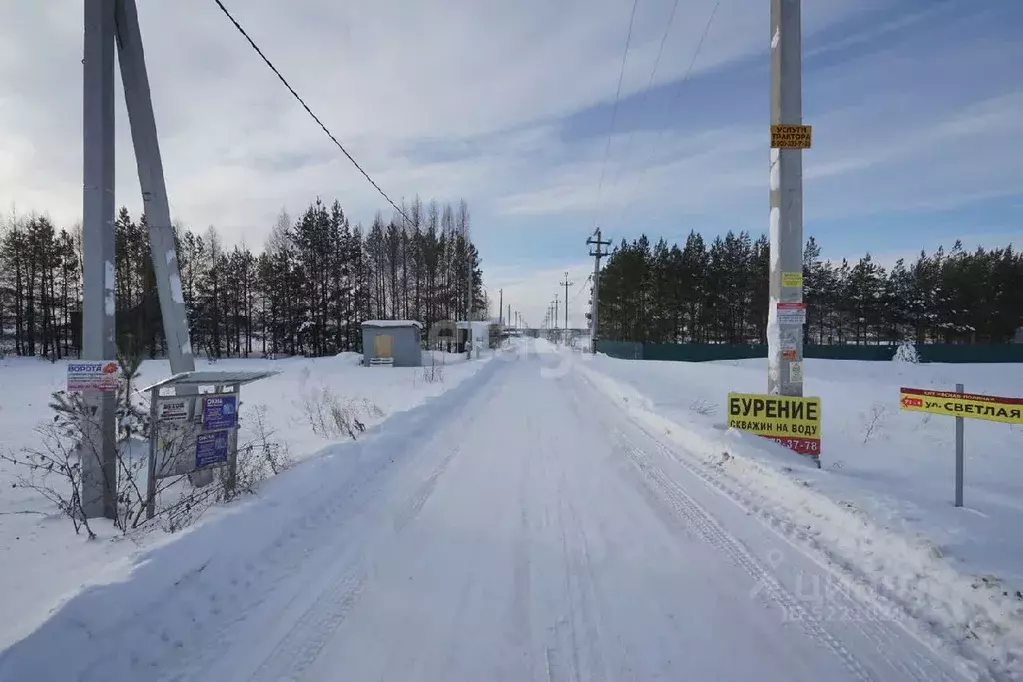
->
[0,349,487,652]
[0,342,985,681]
[575,352,1023,588]
[566,347,1023,674]
[2,339,1022,680]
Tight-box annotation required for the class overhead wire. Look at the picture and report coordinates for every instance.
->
[601,0,682,210]
[605,0,721,235]
[212,0,413,225]
[591,0,642,227]
[572,273,593,303]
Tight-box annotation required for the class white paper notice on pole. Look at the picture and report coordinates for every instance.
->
[789,360,804,384]
[157,397,192,423]
[67,361,119,393]
[776,301,806,326]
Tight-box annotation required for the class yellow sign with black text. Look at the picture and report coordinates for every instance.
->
[781,271,803,288]
[771,124,812,149]
[899,387,1023,425]
[727,392,821,456]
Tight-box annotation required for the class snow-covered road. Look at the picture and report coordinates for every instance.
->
[0,350,976,681]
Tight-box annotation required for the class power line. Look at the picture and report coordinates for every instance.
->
[592,0,641,226]
[603,0,682,203]
[212,0,413,224]
[572,273,593,303]
[606,0,721,235]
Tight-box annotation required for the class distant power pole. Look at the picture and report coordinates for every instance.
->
[767,0,808,396]
[82,0,198,519]
[498,288,503,325]
[587,228,612,354]
[560,271,574,333]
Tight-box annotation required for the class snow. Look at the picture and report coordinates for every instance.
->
[104,261,115,317]
[766,298,781,388]
[0,341,977,680]
[575,351,1023,676]
[770,147,781,191]
[361,319,423,329]
[0,349,487,652]
[168,271,184,305]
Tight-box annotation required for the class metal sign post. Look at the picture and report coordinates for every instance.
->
[900,384,1023,508]
[955,383,965,508]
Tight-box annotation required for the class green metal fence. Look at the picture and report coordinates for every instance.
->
[595,340,1023,364]
[595,340,643,360]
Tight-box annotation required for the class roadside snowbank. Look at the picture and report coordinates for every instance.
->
[0,350,487,651]
[576,354,1023,678]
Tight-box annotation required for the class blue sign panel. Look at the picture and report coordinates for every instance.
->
[202,395,237,431]
[195,430,230,469]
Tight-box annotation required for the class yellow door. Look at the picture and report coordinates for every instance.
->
[374,334,394,358]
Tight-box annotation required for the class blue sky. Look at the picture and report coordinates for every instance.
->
[1,0,1021,327]
[482,0,1023,325]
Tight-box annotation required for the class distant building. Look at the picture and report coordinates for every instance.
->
[457,321,490,355]
[361,320,423,367]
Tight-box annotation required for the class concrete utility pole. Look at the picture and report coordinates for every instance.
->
[767,0,807,396]
[587,228,611,354]
[560,272,573,335]
[82,0,117,520]
[498,289,503,325]
[116,0,196,373]
[81,0,199,518]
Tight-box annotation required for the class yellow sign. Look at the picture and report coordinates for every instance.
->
[771,124,812,149]
[781,271,803,288]
[899,387,1023,425]
[727,392,821,455]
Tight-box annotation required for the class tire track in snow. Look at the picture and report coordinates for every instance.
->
[246,568,368,682]
[152,371,500,682]
[634,427,969,682]
[543,406,611,682]
[241,391,492,682]
[581,366,1002,680]
[508,416,535,678]
[635,432,968,682]
[612,424,969,682]
[392,445,461,533]
[110,440,407,682]
[613,431,876,682]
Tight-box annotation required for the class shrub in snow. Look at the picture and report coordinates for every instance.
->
[862,404,888,444]
[892,341,920,364]
[689,399,717,417]
[3,347,294,539]
[162,405,294,533]
[416,352,445,385]
[300,385,382,440]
